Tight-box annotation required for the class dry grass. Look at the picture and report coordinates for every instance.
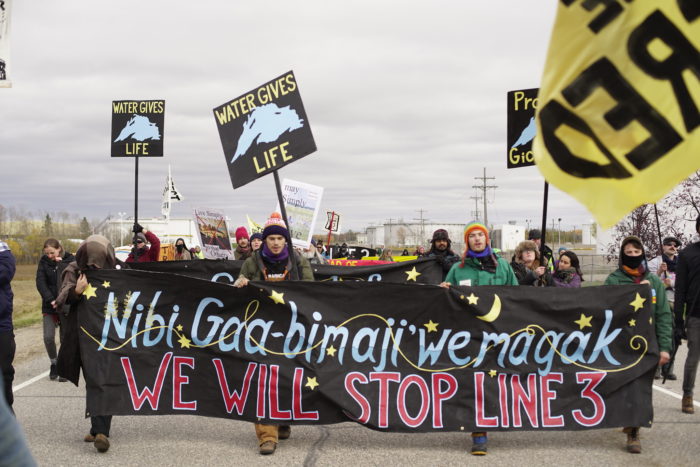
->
[12,264,42,328]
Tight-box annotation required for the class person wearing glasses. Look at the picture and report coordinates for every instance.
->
[125,223,161,263]
[648,236,681,380]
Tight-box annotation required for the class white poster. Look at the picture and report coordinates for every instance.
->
[276,179,324,249]
[192,208,233,259]
[0,0,11,88]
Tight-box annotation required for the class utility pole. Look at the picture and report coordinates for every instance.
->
[469,193,482,222]
[413,209,428,244]
[385,218,394,248]
[472,167,497,228]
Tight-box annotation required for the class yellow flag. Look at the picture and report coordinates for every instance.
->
[246,215,263,234]
[533,1,699,228]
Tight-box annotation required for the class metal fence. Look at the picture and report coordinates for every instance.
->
[576,254,618,284]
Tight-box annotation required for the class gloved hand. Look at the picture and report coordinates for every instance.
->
[132,222,144,233]
[675,325,687,342]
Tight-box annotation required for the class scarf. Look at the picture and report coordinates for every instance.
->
[662,254,677,273]
[236,244,251,256]
[467,245,492,259]
[261,243,289,263]
[554,267,576,284]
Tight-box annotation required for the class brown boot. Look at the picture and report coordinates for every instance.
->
[278,425,291,440]
[623,427,641,454]
[94,433,110,453]
[682,395,695,414]
[259,441,276,455]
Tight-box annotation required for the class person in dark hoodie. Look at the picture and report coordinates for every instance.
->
[233,213,313,455]
[56,235,128,454]
[425,229,459,280]
[35,238,75,381]
[0,241,16,411]
[126,223,160,263]
[604,236,672,454]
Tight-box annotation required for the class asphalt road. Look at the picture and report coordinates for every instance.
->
[11,345,700,467]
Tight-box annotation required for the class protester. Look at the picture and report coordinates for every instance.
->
[604,236,672,453]
[400,248,410,256]
[440,221,517,455]
[674,216,700,415]
[234,227,252,260]
[338,243,350,258]
[173,237,192,260]
[0,241,16,411]
[379,249,394,262]
[126,223,160,262]
[233,213,314,455]
[426,229,459,280]
[413,245,426,257]
[511,240,552,286]
[55,235,128,453]
[552,250,583,288]
[250,232,263,252]
[304,240,327,265]
[0,374,35,466]
[315,240,328,259]
[193,245,205,259]
[35,238,75,381]
[528,229,554,272]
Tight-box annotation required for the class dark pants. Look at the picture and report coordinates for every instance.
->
[683,316,700,397]
[90,416,112,437]
[0,331,15,409]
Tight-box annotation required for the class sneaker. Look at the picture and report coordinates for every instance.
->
[84,434,95,443]
[94,433,110,453]
[471,432,488,456]
[623,427,641,454]
[278,425,291,440]
[682,395,695,414]
[49,364,58,380]
[259,441,276,455]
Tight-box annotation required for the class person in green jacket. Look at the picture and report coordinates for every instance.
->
[440,221,518,456]
[233,212,313,455]
[604,235,672,454]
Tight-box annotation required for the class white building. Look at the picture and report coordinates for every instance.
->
[365,222,466,252]
[102,217,204,249]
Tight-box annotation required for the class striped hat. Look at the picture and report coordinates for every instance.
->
[464,221,489,246]
[262,213,289,240]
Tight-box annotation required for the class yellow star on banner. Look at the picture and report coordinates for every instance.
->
[649,317,653,325]
[424,320,439,333]
[488,369,497,378]
[630,293,646,312]
[326,345,337,357]
[405,267,421,281]
[574,313,593,330]
[305,376,319,390]
[102,281,110,288]
[176,324,183,332]
[178,335,191,349]
[467,293,479,305]
[628,319,636,327]
[269,290,285,305]
[82,283,97,300]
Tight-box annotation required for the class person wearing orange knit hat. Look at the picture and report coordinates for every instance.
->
[440,221,517,456]
[233,213,313,455]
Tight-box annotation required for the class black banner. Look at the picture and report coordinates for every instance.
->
[78,270,658,431]
[111,100,165,157]
[327,245,377,259]
[213,71,316,189]
[130,258,443,285]
[507,88,538,169]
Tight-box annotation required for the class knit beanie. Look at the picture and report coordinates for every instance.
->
[250,232,263,242]
[262,213,289,240]
[133,232,147,244]
[235,226,249,243]
[464,221,489,247]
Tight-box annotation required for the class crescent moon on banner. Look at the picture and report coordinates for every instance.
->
[477,294,501,322]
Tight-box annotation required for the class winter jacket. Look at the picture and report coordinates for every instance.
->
[444,255,518,287]
[239,250,314,282]
[35,252,76,314]
[510,261,553,287]
[604,269,672,353]
[126,230,161,263]
[426,249,460,280]
[0,249,16,333]
[674,241,700,325]
[552,269,582,288]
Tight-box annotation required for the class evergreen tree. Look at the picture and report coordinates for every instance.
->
[43,214,53,237]
[80,217,91,238]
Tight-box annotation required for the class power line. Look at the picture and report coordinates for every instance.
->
[472,167,497,228]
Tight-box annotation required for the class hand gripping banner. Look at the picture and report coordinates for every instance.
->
[74,270,659,432]
[533,1,700,228]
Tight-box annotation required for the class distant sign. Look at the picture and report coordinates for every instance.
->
[325,211,340,232]
[213,71,317,189]
[507,88,538,169]
[111,100,165,157]
[193,208,233,259]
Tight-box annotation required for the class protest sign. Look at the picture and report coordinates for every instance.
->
[111,100,165,157]
[533,2,700,228]
[507,88,538,169]
[0,0,12,88]
[77,270,658,431]
[193,208,233,259]
[276,178,324,249]
[213,71,316,189]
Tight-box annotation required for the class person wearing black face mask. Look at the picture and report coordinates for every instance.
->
[604,236,672,454]
[173,238,192,261]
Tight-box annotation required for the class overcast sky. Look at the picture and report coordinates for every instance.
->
[0,1,600,233]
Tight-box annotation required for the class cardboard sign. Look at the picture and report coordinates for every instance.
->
[111,100,165,157]
[275,179,324,249]
[507,88,538,169]
[213,71,317,189]
[192,208,233,259]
